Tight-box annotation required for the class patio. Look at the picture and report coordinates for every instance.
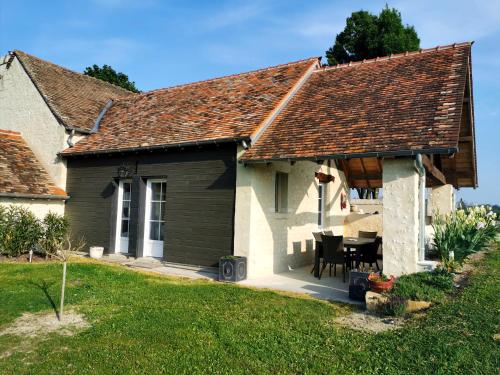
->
[240,264,354,303]
[95,253,355,303]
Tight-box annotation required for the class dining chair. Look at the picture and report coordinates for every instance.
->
[310,232,324,274]
[320,235,348,282]
[358,236,382,271]
[377,238,383,262]
[358,230,378,239]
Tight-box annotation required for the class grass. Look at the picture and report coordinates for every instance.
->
[0,244,499,374]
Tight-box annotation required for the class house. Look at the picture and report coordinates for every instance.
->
[0,50,133,217]
[0,43,476,278]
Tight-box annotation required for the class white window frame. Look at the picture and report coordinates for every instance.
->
[318,183,326,228]
[143,178,167,258]
[114,179,132,253]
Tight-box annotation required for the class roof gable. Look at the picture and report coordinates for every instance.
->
[13,50,134,133]
[62,58,319,155]
[242,43,471,162]
[0,130,67,199]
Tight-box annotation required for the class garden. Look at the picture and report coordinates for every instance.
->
[367,204,498,318]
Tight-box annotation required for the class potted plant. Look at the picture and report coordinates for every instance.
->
[219,255,247,282]
[368,272,395,293]
[89,246,104,259]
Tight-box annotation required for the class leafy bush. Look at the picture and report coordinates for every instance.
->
[390,270,454,303]
[40,212,70,256]
[380,295,407,317]
[432,205,498,263]
[0,205,43,257]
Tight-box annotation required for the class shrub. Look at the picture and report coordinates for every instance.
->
[432,205,498,263]
[380,295,407,317]
[390,270,454,303]
[0,205,43,257]
[40,212,70,256]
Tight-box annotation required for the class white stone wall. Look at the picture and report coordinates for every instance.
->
[428,184,455,216]
[234,147,350,278]
[0,55,70,189]
[350,198,383,214]
[0,198,65,219]
[382,158,419,276]
[344,212,383,237]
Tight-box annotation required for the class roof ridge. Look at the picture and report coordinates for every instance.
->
[0,129,21,135]
[317,41,472,72]
[13,50,135,95]
[140,57,320,96]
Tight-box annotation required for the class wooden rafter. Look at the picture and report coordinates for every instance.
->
[377,157,383,174]
[422,155,446,185]
[339,159,352,187]
[359,158,370,188]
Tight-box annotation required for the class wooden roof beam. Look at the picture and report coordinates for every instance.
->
[359,158,371,188]
[422,154,446,185]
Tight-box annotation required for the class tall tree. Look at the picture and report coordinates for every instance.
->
[326,6,420,66]
[327,6,420,199]
[83,64,140,93]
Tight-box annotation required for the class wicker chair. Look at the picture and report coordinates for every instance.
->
[359,236,382,271]
[358,230,378,239]
[320,235,349,282]
[310,232,324,274]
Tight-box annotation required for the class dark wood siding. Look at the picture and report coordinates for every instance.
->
[65,144,236,267]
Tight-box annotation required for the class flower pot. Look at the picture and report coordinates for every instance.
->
[219,256,247,282]
[89,246,104,259]
[368,273,396,293]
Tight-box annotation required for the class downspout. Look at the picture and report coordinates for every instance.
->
[415,154,426,262]
[67,129,75,147]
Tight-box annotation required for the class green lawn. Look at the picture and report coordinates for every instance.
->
[1,245,499,375]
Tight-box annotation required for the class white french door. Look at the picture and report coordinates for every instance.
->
[143,179,166,258]
[115,180,132,253]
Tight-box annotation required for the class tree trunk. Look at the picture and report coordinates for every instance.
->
[59,261,67,321]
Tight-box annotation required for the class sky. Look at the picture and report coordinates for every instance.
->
[1,0,499,204]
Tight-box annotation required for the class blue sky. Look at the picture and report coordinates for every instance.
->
[1,0,499,204]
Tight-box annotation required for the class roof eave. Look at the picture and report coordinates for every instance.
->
[60,136,251,158]
[240,147,459,164]
[0,192,69,201]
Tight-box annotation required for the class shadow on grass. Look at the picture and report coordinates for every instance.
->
[28,280,60,320]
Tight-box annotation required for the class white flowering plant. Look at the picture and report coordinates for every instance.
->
[432,205,498,263]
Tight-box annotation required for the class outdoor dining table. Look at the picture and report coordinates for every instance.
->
[313,236,376,278]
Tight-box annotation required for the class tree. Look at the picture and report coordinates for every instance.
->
[327,6,420,199]
[47,234,85,321]
[83,64,140,93]
[326,6,420,66]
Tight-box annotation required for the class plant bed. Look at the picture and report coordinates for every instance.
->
[389,269,454,303]
[0,252,55,263]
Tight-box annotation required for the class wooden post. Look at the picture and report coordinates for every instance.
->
[60,261,67,321]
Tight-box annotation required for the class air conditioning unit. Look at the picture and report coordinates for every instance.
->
[219,256,247,282]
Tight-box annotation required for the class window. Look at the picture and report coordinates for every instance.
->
[148,181,166,241]
[275,172,288,213]
[121,181,132,238]
[318,183,326,227]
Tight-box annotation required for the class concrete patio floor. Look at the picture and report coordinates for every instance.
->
[240,265,353,304]
[93,254,355,304]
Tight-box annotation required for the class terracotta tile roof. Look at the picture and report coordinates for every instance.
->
[14,50,134,133]
[242,43,471,162]
[0,130,67,199]
[62,58,319,155]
